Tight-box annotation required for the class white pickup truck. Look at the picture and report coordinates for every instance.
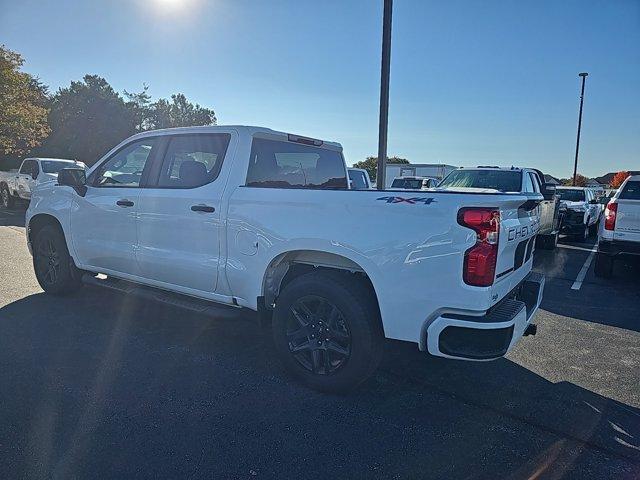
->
[25,126,544,392]
[595,175,640,277]
[0,157,84,208]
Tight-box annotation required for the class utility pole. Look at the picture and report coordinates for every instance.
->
[573,72,589,186]
[376,0,393,190]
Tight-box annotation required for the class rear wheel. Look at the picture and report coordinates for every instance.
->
[594,252,614,278]
[574,222,589,242]
[537,231,558,250]
[588,219,599,237]
[33,225,83,295]
[1,185,15,209]
[272,270,383,393]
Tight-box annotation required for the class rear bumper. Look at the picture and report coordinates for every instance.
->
[424,272,545,360]
[598,239,640,257]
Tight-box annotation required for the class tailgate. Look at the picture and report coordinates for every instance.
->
[614,180,640,243]
[491,197,541,304]
[615,200,640,242]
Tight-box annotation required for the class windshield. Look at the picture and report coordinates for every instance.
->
[391,178,423,189]
[557,189,585,202]
[438,170,522,192]
[41,160,76,174]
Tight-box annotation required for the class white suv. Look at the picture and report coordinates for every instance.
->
[595,175,640,277]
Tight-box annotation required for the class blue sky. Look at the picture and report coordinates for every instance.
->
[1,0,638,178]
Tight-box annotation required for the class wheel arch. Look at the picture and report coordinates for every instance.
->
[260,249,384,332]
[27,214,72,257]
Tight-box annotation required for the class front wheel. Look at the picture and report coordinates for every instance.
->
[33,225,83,295]
[272,270,383,393]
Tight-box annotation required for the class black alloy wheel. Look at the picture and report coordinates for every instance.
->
[286,295,351,375]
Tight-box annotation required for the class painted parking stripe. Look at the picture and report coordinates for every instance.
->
[557,244,596,253]
[571,247,597,290]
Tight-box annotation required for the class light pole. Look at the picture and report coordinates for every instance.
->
[376,0,393,190]
[572,72,588,186]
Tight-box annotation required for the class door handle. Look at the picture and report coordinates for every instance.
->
[191,204,215,213]
[116,199,134,207]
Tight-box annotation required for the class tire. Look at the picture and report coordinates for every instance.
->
[1,184,15,209]
[594,252,614,278]
[574,223,588,242]
[272,270,383,393]
[32,224,83,295]
[588,220,598,237]
[537,232,558,250]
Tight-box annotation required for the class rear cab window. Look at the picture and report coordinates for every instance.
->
[246,137,347,189]
[557,189,585,202]
[438,169,522,192]
[391,178,423,189]
[620,181,640,200]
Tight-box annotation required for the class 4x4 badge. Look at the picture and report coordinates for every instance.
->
[377,196,436,205]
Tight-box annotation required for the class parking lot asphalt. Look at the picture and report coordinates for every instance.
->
[1,207,638,480]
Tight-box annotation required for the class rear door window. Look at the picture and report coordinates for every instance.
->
[157,134,231,188]
[620,181,640,200]
[246,137,347,189]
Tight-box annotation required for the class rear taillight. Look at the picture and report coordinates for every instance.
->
[458,207,500,287]
[604,202,618,231]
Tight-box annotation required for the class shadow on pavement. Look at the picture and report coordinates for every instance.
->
[0,206,27,227]
[534,238,640,333]
[0,288,638,479]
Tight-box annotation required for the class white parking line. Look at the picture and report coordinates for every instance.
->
[558,243,596,253]
[571,247,597,290]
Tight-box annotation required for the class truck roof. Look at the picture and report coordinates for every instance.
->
[126,125,343,150]
[24,157,77,162]
[458,166,529,172]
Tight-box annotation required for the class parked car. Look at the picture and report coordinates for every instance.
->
[595,175,640,277]
[347,167,372,189]
[436,166,563,250]
[556,186,602,241]
[26,126,544,392]
[390,176,439,189]
[0,157,85,208]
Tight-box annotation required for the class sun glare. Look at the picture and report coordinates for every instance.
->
[155,0,189,11]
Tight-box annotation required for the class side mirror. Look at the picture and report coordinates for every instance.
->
[542,184,556,201]
[57,167,87,196]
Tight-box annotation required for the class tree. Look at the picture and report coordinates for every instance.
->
[0,45,50,168]
[34,75,138,166]
[352,156,409,183]
[124,84,152,132]
[562,174,588,187]
[147,93,216,130]
[610,171,630,189]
